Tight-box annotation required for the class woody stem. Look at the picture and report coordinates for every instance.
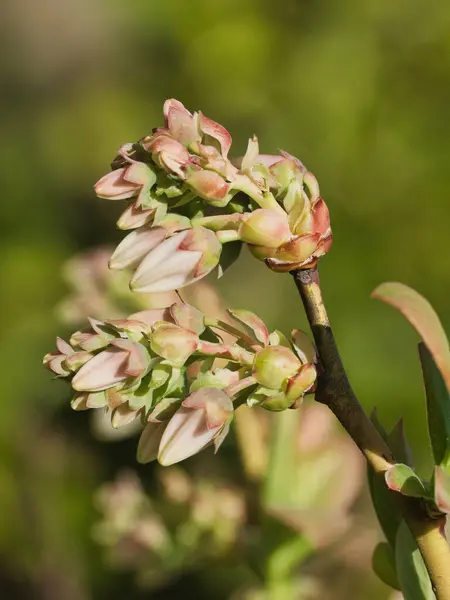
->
[291,266,450,600]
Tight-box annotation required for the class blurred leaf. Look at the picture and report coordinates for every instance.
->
[263,410,299,507]
[395,521,435,600]
[372,542,400,590]
[385,464,431,499]
[419,343,450,468]
[372,282,450,391]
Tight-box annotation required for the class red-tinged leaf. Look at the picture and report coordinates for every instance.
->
[372,282,450,391]
[434,466,450,513]
[228,308,269,346]
[385,464,431,499]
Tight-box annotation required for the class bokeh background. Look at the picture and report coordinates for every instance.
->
[1,0,449,598]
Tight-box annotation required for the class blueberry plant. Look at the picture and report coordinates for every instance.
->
[44,100,450,599]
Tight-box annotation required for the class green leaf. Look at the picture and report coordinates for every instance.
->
[419,343,450,468]
[372,282,450,391]
[387,419,413,466]
[385,464,432,499]
[372,542,400,590]
[395,521,435,600]
[368,411,402,546]
[367,464,402,547]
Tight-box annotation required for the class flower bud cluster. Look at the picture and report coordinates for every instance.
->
[44,302,316,465]
[94,99,332,293]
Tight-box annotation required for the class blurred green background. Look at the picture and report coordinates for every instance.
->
[1,0,449,598]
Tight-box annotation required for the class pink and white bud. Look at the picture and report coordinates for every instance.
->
[43,337,74,376]
[137,421,168,464]
[130,227,221,293]
[95,163,156,207]
[157,388,233,466]
[109,227,167,270]
[146,133,190,179]
[72,341,149,392]
[185,169,232,206]
[163,99,201,147]
[239,209,292,248]
[150,323,198,366]
[116,202,154,230]
[94,168,140,200]
[198,111,232,158]
[170,303,205,334]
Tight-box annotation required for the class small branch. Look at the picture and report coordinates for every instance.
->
[291,267,393,473]
[291,267,450,600]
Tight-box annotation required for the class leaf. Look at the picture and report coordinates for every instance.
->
[395,521,435,600]
[368,410,402,546]
[434,466,450,513]
[385,464,431,500]
[387,419,413,466]
[372,542,400,590]
[372,282,450,391]
[367,464,402,547]
[419,343,450,468]
[228,308,269,346]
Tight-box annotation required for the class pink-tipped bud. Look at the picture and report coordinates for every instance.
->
[150,323,198,366]
[157,388,233,466]
[163,99,201,147]
[109,227,167,270]
[185,169,232,206]
[94,168,140,200]
[198,112,232,158]
[130,227,221,293]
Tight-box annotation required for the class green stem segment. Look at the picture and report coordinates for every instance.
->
[291,267,450,600]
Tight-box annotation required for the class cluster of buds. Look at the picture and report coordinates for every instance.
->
[94,99,332,293]
[44,301,317,466]
[94,469,246,578]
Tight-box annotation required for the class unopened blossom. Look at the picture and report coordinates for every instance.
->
[138,388,233,466]
[93,99,332,293]
[232,142,332,271]
[43,307,200,427]
[45,301,317,464]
